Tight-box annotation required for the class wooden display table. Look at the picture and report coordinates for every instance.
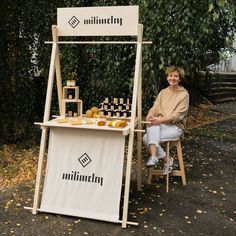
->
[33,119,131,222]
[40,118,130,135]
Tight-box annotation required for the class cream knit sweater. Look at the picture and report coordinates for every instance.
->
[149,86,189,130]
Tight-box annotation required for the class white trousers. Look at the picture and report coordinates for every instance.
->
[143,124,183,158]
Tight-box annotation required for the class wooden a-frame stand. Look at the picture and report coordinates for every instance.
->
[30,23,151,228]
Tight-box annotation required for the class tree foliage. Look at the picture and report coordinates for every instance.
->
[0,0,235,144]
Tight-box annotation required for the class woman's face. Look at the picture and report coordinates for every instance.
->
[167,70,181,86]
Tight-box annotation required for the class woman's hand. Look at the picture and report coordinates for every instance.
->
[146,114,161,127]
[146,112,154,122]
[148,117,161,126]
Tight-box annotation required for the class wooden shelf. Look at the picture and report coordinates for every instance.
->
[63,86,79,100]
[63,99,83,103]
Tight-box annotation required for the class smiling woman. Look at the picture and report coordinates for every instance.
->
[143,66,189,174]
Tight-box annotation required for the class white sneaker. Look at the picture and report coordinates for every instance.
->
[146,156,159,167]
[163,157,174,175]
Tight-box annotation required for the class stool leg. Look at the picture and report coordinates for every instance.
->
[147,167,154,184]
[177,141,186,185]
[166,141,170,193]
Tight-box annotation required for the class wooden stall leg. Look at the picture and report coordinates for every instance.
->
[55,51,63,115]
[32,127,48,214]
[32,36,57,214]
[122,24,143,228]
[122,132,134,228]
[136,132,142,190]
[52,25,63,116]
[136,43,142,191]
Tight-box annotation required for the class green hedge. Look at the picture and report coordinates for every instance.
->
[0,0,235,144]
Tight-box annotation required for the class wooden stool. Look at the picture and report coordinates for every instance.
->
[147,138,186,193]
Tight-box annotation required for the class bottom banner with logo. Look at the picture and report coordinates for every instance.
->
[40,127,125,222]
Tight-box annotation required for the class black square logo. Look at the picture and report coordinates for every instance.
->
[68,16,80,28]
[78,153,91,167]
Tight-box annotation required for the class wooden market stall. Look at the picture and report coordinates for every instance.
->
[26,6,151,228]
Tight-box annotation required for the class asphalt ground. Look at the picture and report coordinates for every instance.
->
[1,102,236,236]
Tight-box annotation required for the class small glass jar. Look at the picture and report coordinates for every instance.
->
[113,97,118,104]
[119,98,124,104]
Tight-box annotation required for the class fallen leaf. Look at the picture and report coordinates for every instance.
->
[197,210,203,214]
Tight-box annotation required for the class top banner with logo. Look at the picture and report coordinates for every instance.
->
[57,6,139,36]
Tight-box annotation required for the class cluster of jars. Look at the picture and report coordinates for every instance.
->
[100,97,132,118]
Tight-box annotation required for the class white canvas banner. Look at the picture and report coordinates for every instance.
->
[40,127,125,222]
[57,6,139,36]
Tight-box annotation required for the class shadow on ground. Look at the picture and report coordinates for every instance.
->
[1,103,236,236]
